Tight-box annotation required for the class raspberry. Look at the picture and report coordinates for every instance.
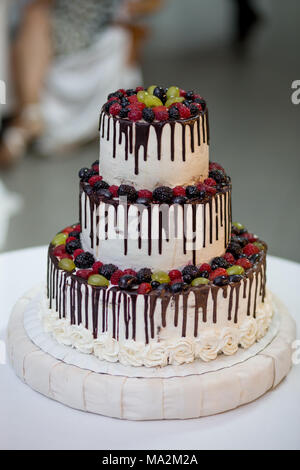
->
[53,245,66,257]
[210,268,228,281]
[128,108,142,122]
[197,183,206,192]
[138,283,152,294]
[88,175,103,187]
[138,189,152,199]
[209,162,225,173]
[243,243,260,256]
[109,103,122,116]
[118,88,126,95]
[128,95,138,104]
[224,253,235,265]
[169,269,182,281]
[134,102,146,111]
[153,106,169,121]
[204,185,217,195]
[66,236,76,244]
[73,224,81,232]
[179,89,186,97]
[176,103,191,119]
[110,269,125,285]
[236,258,253,270]
[73,249,84,259]
[191,102,202,111]
[135,86,144,93]
[62,226,74,234]
[173,186,186,197]
[92,163,99,174]
[60,253,73,260]
[92,261,103,274]
[109,185,119,197]
[76,269,93,280]
[108,96,120,102]
[123,269,137,277]
[243,233,258,243]
[199,263,212,273]
[204,178,217,187]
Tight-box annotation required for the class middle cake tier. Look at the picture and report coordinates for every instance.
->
[80,184,232,271]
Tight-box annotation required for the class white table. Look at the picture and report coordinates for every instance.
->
[0,247,299,450]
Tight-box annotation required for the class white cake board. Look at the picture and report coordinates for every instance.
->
[6,288,296,421]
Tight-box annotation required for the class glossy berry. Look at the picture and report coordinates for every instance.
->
[138,283,152,294]
[173,196,187,205]
[209,169,226,184]
[224,252,235,265]
[128,94,138,104]
[166,86,180,99]
[79,167,91,181]
[109,103,122,116]
[236,258,253,270]
[88,274,109,287]
[92,261,103,274]
[109,185,119,197]
[151,280,161,290]
[226,242,243,258]
[243,233,258,243]
[209,162,225,173]
[128,107,142,122]
[96,189,112,199]
[123,269,137,277]
[155,283,170,294]
[243,243,260,256]
[66,236,76,244]
[168,106,180,120]
[190,104,200,116]
[119,107,129,118]
[110,269,125,285]
[186,185,200,199]
[99,264,118,280]
[126,89,136,96]
[68,231,80,239]
[170,282,184,294]
[153,106,169,121]
[182,265,199,280]
[199,270,210,279]
[151,271,171,284]
[199,263,212,273]
[231,236,248,248]
[72,224,81,232]
[153,86,167,103]
[136,197,150,206]
[191,277,210,286]
[185,91,195,101]
[118,185,138,202]
[173,186,186,197]
[213,275,229,286]
[137,268,152,283]
[204,185,217,195]
[74,252,95,269]
[228,274,243,283]
[118,275,138,290]
[60,253,73,260]
[58,258,75,272]
[76,270,93,280]
[249,253,261,264]
[169,269,182,281]
[210,268,228,281]
[120,97,130,107]
[153,186,173,203]
[204,178,217,187]
[211,257,230,270]
[142,107,155,123]
[66,239,81,254]
[73,248,84,259]
[53,245,66,257]
[177,103,191,119]
[138,189,152,199]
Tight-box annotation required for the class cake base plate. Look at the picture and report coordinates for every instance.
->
[6,289,296,421]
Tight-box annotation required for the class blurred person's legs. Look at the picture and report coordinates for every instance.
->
[233,0,262,46]
[0,0,52,168]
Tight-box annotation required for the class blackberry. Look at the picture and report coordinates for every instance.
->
[226,242,243,259]
[66,239,81,254]
[121,97,130,107]
[75,252,95,269]
[118,185,138,202]
[231,236,248,248]
[229,274,243,283]
[209,169,226,184]
[137,268,152,283]
[198,190,206,201]
[153,86,167,104]
[136,197,151,206]
[168,107,180,120]
[182,265,199,280]
[99,264,118,280]
[68,231,80,239]
[183,274,193,284]
[194,98,206,108]
[211,257,230,270]
[155,283,170,294]
[104,100,118,113]
[185,91,195,101]
[213,276,229,286]
[108,91,123,100]
[190,104,199,116]
[118,275,138,290]
[119,107,129,118]
[170,282,184,294]
[126,89,136,96]
[91,160,99,167]
[182,100,192,107]
[153,186,173,203]
[93,180,110,191]
[79,168,92,181]
[173,195,187,205]
[199,270,210,279]
[186,186,200,199]
[142,107,155,123]
[96,189,112,199]
[151,281,160,290]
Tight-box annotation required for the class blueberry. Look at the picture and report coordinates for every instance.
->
[99,264,118,280]
[226,242,243,258]
[190,104,199,116]
[142,107,155,123]
[211,257,230,270]
[231,236,248,248]
[209,169,226,184]
[198,190,206,201]
[185,91,195,101]
[213,276,229,286]
[79,168,91,181]
[182,265,199,280]
[119,107,129,118]
[118,275,138,290]
[75,252,95,269]
[170,282,184,294]
[137,268,152,283]
[136,197,151,206]
[186,186,200,199]
[183,274,193,284]
[66,239,81,254]
[194,98,206,108]
[126,89,136,96]
[182,100,192,107]
[199,270,210,279]
[172,195,187,205]
[155,283,170,294]
[153,186,173,204]
[96,189,112,199]
[108,91,123,100]
[249,253,261,264]
[229,275,243,283]
[93,180,110,191]
[153,86,167,103]
[151,281,160,289]
[68,231,80,239]
[168,106,180,120]
[118,185,138,203]
[121,97,130,107]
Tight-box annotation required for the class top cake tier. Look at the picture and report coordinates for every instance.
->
[99,86,209,190]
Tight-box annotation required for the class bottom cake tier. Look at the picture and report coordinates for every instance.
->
[46,223,269,367]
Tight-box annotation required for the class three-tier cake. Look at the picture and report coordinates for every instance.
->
[45,85,272,367]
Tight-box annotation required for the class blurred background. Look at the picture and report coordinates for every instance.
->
[0,0,299,261]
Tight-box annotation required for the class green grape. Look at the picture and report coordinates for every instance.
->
[58,258,75,272]
[151,271,171,284]
[191,277,210,286]
[88,274,109,287]
[227,265,245,276]
[52,232,68,247]
[165,97,185,107]
[137,90,148,103]
[144,95,163,108]
[232,222,245,231]
[166,86,180,99]
[147,85,157,95]
[253,242,265,251]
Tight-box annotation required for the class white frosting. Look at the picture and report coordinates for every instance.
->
[80,190,231,271]
[99,113,209,189]
[42,289,273,367]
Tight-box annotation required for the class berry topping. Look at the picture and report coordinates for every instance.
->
[210,268,228,281]
[92,261,103,274]
[226,242,243,259]
[73,248,84,259]
[138,283,152,294]
[170,282,184,294]
[118,184,138,202]
[236,258,253,270]
[138,189,152,199]
[204,178,217,187]
[153,106,169,121]
[185,90,195,101]
[144,95,163,108]
[243,243,260,256]
[88,274,109,287]
[182,265,199,280]
[211,257,230,270]
[185,185,200,199]
[76,270,93,280]
[173,186,186,197]
[128,94,138,104]
[228,275,243,283]
[109,185,119,197]
[74,252,95,269]
[204,185,217,195]
[142,107,155,123]
[119,107,129,118]
[66,239,81,254]
[93,180,109,191]
[99,264,118,280]
[137,268,152,283]
[109,102,122,116]
[176,103,191,119]
[168,269,182,281]
[209,162,225,173]
[128,107,142,122]
[153,86,167,104]
[96,189,113,199]
[168,106,180,120]
[213,276,229,287]
[79,168,93,182]
[208,169,226,185]
[172,196,187,205]
[110,269,125,285]
[224,252,235,265]
[58,258,76,272]
[166,86,180,99]
[199,263,212,273]
[153,186,173,203]
[53,245,66,257]
[118,275,138,290]
[66,236,76,244]
[243,233,258,243]
[123,268,137,277]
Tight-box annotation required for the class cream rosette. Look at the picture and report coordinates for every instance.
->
[51,318,73,347]
[195,330,220,362]
[219,328,239,356]
[119,340,144,367]
[239,318,258,349]
[68,324,94,354]
[94,335,119,362]
[167,339,195,365]
[142,342,168,368]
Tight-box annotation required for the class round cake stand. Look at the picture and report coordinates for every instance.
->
[6,289,296,421]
